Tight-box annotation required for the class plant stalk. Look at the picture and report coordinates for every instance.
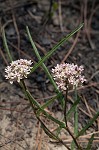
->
[20,80,70,150]
[64,85,82,150]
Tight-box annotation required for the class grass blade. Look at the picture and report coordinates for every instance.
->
[37,92,61,115]
[26,89,65,127]
[20,80,65,127]
[2,29,13,62]
[26,26,58,91]
[26,26,64,106]
[30,23,84,73]
[76,111,99,138]
[67,98,80,120]
[74,90,78,136]
[86,134,94,150]
[71,90,79,150]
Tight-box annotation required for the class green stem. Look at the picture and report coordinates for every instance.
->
[64,86,82,150]
[71,88,79,149]
[20,80,70,150]
[25,89,65,127]
[74,88,78,136]
[2,29,13,62]
[35,114,71,150]
[26,26,64,107]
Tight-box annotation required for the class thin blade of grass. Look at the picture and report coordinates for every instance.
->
[26,26,64,106]
[30,23,84,73]
[26,89,65,128]
[37,92,61,115]
[71,107,78,150]
[71,90,79,150]
[20,80,64,127]
[2,29,13,62]
[26,26,59,91]
[74,90,78,136]
[76,111,99,138]
[86,134,94,150]
[67,98,80,120]
[55,126,63,136]
[40,122,58,140]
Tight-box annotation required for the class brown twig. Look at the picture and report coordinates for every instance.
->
[5,1,35,12]
[83,96,93,118]
[7,40,36,63]
[12,14,21,56]
[0,133,26,149]
[37,128,43,150]
[9,0,21,57]
[61,30,80,63]
[83,0,95,49]
[61,4,83,63]
[35,122,41,150]
[27,9,41,23]
[58,0,64,32]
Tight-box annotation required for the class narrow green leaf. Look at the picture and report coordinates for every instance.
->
[37,93,61,115]
[41,122,58,140]
[74,106,78,135]
[86,134,94,150]
[71,89,79,150]
[74,89,78,136]
[26,24,83,108]
[26,89,65,127]
[41,95,58,109]
[26,26,58,91]
[53,2,58,10]
[30,23,84,73]
[71,141,75,150]
[26,26,64,106]
[67,98,80,120]
[2,29,13,62]
[55,126,63,137]
[26,26,41,60]
[71,106,78,150]
[77,111,99,138]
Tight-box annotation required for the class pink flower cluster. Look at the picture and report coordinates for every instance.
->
[5,59,33,84]
[52,63,86,91]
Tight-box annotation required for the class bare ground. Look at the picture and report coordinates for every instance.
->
[0,0,99,149]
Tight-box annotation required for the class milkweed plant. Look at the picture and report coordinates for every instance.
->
[3,24,99,150]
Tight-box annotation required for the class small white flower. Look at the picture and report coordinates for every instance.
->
[5,59,33,84]
[52,63,86,92]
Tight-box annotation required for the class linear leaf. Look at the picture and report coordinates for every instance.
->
[2,29,13,62]
[26,89,65,127]
[71,90,79,150]
[86,134,94,150]
[67,98,80,120]
[37,93,61,115]
[26,26,64,106]
[30,23,84,73]
[76,111,99,138]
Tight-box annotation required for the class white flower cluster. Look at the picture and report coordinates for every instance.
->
[5,59,33,84]
[52,63,86,91]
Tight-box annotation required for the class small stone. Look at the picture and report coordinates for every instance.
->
[56,111,63,120]
[41,37,51,45]
[15,131,24,140]
[6,26,16,36]
[47,84,54,92]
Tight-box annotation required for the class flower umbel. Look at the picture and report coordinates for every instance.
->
[52,63,86,91]
[5,59,33,84]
